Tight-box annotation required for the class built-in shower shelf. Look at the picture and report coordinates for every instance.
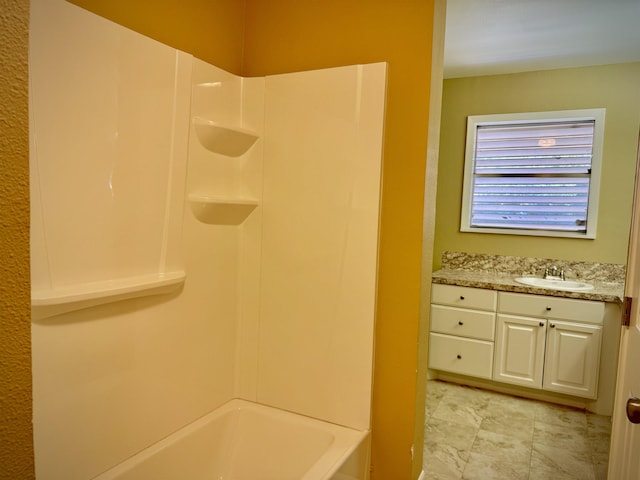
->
[193,117,259,157]
[188,194,258,225]
[31,270,186,321]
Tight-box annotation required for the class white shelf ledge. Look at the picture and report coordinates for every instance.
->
[31,270,186,320]
[188,194,258,225]
[193,117,259,157]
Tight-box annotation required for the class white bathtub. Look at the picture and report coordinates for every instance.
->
[92,399,369,480]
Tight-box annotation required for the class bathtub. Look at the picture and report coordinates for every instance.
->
[92,399,370,480]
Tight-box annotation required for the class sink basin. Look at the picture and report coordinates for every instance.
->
[514,277,594,292]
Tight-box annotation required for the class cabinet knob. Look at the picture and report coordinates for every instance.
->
[550,324,556,328]
[539,322,545,327]
[456,354,462,359]
[460,295,465,300]
[458,321,464,326]
[546,306,552,311]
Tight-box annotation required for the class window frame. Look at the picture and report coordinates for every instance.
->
[460,109,606,239]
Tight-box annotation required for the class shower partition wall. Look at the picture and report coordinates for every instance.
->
[30,1,386,478]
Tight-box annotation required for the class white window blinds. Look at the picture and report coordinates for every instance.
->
[461,110,605,238]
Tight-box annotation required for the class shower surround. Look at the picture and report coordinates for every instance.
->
[29,1,386,478]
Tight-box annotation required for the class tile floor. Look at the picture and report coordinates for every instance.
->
[423,380,611,480]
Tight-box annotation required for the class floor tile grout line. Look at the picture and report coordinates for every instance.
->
[526,410,536,480]
[460,420,481,480]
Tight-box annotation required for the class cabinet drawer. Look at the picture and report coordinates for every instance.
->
[498,292,604,325]
[432,284,497,311]
[430,305,496,341]
[428,333,493,379]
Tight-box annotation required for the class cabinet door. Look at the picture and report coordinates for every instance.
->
[543,320,602,399]
[493,314,546,388]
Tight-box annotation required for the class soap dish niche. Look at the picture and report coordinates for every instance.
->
[188,194,258,225]
[193,117,259,157]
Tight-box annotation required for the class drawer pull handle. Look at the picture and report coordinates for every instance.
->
[458,321,464,326]
[546,306,552,311]
[539,322,545,327]
[456,354,462,359]
[460,295,465,300]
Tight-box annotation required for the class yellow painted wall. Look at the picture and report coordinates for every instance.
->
[434,63,640,270]
[242,3,437,478]
[0,0,34,478]
[67,0,246,74]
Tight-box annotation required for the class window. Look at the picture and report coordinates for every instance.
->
[461,109,605,238]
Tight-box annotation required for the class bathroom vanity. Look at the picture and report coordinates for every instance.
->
[428,252,625,414]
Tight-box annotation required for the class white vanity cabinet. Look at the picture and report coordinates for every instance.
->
[428,284,497,379]
[429,284,606,400]
[495,292,604,399]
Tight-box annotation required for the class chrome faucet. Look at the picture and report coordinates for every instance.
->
[543,265,565,280]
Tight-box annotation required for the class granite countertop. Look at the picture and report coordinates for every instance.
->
[432,252,626,304]
[432,269,624,304]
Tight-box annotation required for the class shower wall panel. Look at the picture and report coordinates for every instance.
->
[185,59,265,403]
[30,0,188,293]
[257,63,387,431]
[30,1,240,479]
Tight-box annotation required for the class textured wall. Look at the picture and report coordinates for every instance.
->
[0,0,35,479]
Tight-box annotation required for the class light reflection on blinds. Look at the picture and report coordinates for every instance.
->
[471,120,595,232]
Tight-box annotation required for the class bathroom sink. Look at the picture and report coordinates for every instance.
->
[514,277,594,292]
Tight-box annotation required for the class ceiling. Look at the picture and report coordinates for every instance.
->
[444,0,640,78]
